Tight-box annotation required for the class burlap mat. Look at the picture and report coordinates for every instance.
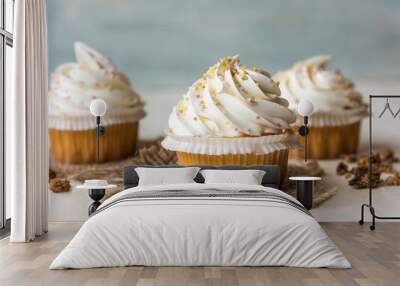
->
[50,139,336,208]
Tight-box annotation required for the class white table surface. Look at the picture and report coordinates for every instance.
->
[289,176,322,181]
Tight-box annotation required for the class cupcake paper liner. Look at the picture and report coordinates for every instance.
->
[162,133,301,156]
[48,108,146,131]
[290,121,361,159]
[49,122,139,164]
[176,149,289,185]
[300,106,367,127]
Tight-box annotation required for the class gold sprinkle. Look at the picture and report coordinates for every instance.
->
[241,74,249,81]
[178,103,187,114]
[206,65,217,77]
[256,82,260,87]
[252,65,257,71]
[195,80,206,91]
[249,97,256,103]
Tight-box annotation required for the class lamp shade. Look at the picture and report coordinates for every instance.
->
[298,100,314,117]
[90,99,107,117]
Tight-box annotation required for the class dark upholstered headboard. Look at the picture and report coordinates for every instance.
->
[123,165,280,190]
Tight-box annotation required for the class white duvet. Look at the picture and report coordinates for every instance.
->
[50,183,350,269]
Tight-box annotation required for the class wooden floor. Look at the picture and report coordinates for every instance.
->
[0,223,399,286]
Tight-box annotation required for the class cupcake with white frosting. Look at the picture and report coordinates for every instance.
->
[274,55,367,159]
[49,42,145,163]
[162,56,298,182]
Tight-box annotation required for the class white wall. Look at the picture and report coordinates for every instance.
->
[5,45,13,220]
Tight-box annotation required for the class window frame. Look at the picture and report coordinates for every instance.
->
[0,0,13,234]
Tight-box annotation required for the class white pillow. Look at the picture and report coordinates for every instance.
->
[135,167,200,186]
[200,169,266,185]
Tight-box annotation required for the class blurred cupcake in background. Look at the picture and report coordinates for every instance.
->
[162,56,298,182]
[49,42,145,164]
[274,55,367,159]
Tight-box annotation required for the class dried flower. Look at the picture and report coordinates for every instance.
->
[336,162,349,175]
[49,169,57,181]
[49,178,70,193]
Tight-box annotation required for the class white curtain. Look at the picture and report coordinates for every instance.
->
[8,0,49,242]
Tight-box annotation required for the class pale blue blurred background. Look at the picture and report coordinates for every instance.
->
[47,0,400,89]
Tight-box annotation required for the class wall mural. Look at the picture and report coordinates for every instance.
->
[46,1,400,222]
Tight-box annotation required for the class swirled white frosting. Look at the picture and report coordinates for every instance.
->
[49,42,145,129]
[167,56,296,137]
[274,55,365,113]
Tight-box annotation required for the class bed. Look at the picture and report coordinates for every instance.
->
[50,165,350,269]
